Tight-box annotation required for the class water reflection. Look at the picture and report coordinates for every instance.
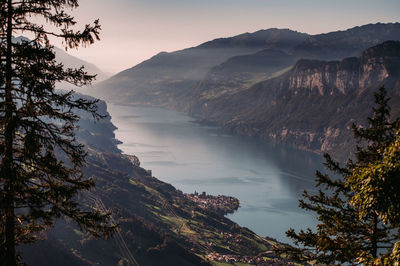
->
[107,104,323,243]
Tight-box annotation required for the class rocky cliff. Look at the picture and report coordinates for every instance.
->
[190,41,400,159]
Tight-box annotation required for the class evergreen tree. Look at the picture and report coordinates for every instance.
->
[348,130,400,264]
[275,87,399,264]
[0,1,115,265]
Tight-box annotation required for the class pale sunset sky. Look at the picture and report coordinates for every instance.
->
[58,0,400,74]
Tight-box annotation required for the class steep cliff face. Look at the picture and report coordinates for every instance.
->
[285,40,400,96]
[287,58,360,95]
[191,41,400,159]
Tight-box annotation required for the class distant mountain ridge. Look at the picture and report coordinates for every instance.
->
[294,22,400,60]
[94,28,309,109]
[93,23,400,159]
[14,36,109,87]
[198,28,309,52]
[54,46,110,83]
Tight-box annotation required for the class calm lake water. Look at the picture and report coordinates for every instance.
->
[107,104,324,244]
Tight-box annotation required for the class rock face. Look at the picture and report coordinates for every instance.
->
[287,58,360,95]
[191,41,400,159]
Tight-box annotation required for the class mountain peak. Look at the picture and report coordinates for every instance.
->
[198,28,309,50]
[294,22,400,60]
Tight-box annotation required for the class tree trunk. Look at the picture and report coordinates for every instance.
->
[371,213,378,258]
[3,0,16,265]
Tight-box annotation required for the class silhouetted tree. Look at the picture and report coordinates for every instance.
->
[275,87,399,264]
[0,1,115,265]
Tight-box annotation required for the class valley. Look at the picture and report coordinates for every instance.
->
[20,97,301,265]
[2,0,400,265]
[16,22,400,266]
[92,23,400,160]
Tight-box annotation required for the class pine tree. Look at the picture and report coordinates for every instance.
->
[348,126,400,264]
[0,1,115,265]
[348,87,400,263]
[353,131,400,228]
[275,87,399,264]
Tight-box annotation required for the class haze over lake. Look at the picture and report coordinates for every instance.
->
[107,104,324,243]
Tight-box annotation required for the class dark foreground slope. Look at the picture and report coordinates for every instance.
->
[190,41,400,160]
[20,96,292,266]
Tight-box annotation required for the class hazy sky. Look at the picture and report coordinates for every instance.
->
[57,0,400,74]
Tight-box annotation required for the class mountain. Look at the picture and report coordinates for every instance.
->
[294,22,400,60]
[190,41,400,159]
[192,49,296,104]
[13,36,109,87]
[92,23,400,159]
[93,23,400,110]
[20,95,292,265]
[191,23,400,106]
[93,29,309,109]
[54,47,110,84]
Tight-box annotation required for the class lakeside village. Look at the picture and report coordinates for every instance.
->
[185,193,298,265]
[206,252,296,266]
[126,154,240,216]
[125,155,240,216]
[185,191,240,215]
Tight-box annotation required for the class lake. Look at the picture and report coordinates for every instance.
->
[107,104,324,244]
